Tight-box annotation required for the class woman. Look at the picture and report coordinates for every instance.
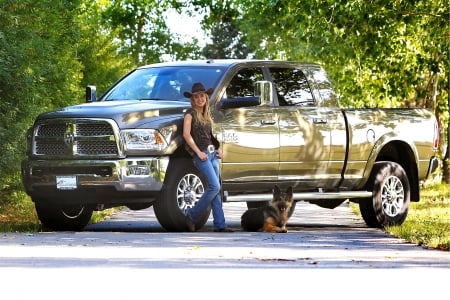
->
[182,82,233,232]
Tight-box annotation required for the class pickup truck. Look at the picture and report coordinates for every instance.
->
[21,59,440,231]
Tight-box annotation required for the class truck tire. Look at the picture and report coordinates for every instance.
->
[154,157,211,232]
[34,201,93,231]
[359,161,410,228]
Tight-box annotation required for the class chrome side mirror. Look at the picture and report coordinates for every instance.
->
[254,81,273,106]
[86,85,97,102]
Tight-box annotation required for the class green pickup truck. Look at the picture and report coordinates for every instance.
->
[21,59,440,231]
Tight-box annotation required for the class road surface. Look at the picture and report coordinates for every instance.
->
[1,201,448,299]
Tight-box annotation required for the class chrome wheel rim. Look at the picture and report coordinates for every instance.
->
[61,206,85,219]
[177,173,204,212]
[381,176,404,217]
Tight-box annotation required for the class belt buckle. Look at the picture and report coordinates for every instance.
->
[207,145,215,153]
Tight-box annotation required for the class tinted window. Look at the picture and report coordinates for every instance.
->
[225,68,264,98]
[269,67,315,106]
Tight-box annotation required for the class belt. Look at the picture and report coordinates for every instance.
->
[206,145,215,153]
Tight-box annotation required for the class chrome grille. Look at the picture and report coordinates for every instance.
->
[77,140,118,155]
[37,123,67,137]
[34,120,119,158]
[76,123,114,136]
[36,140,67,156]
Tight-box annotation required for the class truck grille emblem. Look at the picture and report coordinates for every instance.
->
[64,132,75,145]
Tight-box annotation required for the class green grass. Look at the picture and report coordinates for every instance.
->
[385,183,450,251]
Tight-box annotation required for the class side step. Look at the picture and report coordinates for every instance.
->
[223,190,373,202]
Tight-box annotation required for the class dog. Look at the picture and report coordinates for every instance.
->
[241,185,294,233]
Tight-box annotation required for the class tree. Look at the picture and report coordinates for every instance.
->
[179,0,254,59]
[0,0,83,202]
[101,0,202,65]
[201,2,254,58]
[77,0,134,96]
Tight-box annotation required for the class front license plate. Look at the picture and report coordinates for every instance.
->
[56,176,77,190]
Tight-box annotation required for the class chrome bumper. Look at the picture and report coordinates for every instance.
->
[21,157,169,193]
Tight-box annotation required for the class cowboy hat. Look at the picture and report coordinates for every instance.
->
[183,82,214,98]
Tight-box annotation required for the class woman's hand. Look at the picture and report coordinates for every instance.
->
[197,151,208,161]
[216,149,223,159]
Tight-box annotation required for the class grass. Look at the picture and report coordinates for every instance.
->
[1,184,449,252]
[385,183,450,251]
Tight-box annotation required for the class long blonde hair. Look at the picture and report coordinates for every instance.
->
[190,93,213,126]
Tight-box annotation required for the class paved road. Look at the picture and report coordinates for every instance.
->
[1,202,448,299]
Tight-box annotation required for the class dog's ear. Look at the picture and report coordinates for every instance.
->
[273,185,281,197]
[286,186,293,196]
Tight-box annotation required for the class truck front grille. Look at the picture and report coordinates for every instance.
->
[33,119,121,158]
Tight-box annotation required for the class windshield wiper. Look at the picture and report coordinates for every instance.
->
[137,98,165,100]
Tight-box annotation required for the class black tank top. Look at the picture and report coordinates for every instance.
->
[185,108,212,152]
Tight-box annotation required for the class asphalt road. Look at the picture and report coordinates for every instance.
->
[1,201,449,300]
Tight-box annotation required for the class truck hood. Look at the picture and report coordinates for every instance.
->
[36,100,191,128]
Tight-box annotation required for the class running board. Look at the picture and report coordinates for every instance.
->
[223,191,373,202]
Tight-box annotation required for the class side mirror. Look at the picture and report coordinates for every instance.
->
[254,81,273,106]
[86,85,97,102]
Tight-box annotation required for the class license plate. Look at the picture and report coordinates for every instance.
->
[56,176,77,190]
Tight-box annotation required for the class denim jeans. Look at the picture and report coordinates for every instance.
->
[187,151,226,230]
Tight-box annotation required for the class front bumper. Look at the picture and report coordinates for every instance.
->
[21,157,169,195]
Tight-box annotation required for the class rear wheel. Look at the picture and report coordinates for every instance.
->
[34,201,93,231]
[154,157,211,232]
[359,161,410,228]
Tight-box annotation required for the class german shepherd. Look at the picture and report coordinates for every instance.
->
[241,185,294,233]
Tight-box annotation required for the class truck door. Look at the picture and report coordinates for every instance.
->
[269,66,342,190]
[216,67,279,193]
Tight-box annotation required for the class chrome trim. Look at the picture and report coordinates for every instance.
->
[223,190,372,202]
[32,118,124,159]
[22,157,169,192]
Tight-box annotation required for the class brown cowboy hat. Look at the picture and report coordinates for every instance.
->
[183,82,214,98]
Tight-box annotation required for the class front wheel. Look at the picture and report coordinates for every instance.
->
[154,157,211,232]
[34,201,93,231]
[359,161,410,228]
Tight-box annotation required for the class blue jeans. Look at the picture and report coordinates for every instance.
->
[186,151,226,230]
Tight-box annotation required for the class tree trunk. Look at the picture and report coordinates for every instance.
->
[443,71,450,184]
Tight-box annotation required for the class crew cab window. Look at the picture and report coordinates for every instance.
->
[225,68,264,98]
[269,67,315,106]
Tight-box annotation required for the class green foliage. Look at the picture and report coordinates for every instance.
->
[77,1,134,95]
[0,0,83,202]
[193,0,255,58]
[239,0,448,110]
[101,0,202,65]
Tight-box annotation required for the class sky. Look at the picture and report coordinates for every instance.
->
[165,9,208,46]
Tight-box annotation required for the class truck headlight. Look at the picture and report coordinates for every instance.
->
[121,128,172,151]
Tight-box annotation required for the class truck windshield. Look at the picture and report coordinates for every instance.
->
[101,66,225,102]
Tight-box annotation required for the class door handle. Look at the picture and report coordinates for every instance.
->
[313,118,327,124]
[261,120,276,125]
